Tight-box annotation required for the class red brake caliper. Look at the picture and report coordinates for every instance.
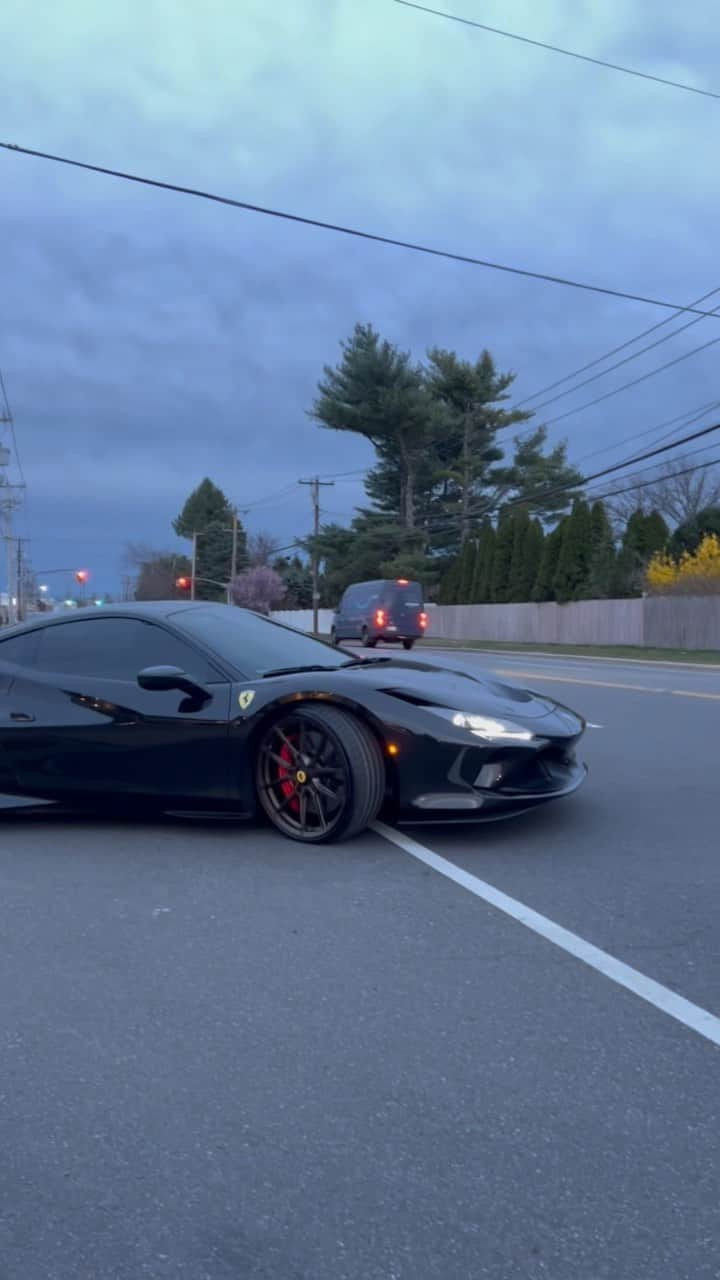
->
[277,738,300,812]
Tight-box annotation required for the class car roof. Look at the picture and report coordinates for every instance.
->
[0,600,235,638]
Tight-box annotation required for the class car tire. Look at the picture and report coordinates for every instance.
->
[402,639,415,650]
[360,626,369,647]
[255,704,385,844]
[330,627,339,646]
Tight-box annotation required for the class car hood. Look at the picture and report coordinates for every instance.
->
[341,658,564,720]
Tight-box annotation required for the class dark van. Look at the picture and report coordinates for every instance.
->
[331,579,427,650]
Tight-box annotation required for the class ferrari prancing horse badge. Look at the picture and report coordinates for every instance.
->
[238,690,255,711]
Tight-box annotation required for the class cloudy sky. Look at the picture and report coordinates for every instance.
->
[1,0,719,596]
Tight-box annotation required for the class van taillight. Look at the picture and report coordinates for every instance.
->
[419,611,428,629]
[375,609,386,626]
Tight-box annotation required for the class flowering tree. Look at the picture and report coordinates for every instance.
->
[230,565,287,614]
[646,534,720,595]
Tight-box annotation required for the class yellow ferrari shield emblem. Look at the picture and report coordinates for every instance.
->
[238,690,255,711]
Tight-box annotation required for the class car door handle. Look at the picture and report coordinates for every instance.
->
[10,712,35,722]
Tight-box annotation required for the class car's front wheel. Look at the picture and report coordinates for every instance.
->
[255,705,385,843]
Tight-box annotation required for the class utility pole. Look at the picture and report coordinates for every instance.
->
[190,531,198,601]
[230,506,239,585]
[299,477,334,635]
[16,537,24,623]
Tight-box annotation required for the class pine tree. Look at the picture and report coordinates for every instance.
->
[173,478,246,600]
[471,519,496,602]
[553,499,593,603]
[491,507,515,602]
[533,523,565,601]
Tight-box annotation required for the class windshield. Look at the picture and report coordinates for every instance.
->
[169,607,348,678]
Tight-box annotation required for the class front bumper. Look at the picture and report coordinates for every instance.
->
[393,735,587,823]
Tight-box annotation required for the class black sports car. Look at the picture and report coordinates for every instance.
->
[0,603,587,842]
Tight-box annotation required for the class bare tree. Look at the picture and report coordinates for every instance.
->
[606,457,720,530]
[123,543,191,601]
[247,531,280,566]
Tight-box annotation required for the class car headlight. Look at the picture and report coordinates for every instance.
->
[428,707,535,742]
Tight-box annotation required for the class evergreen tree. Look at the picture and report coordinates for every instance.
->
[491,507,515,603]
[614,509,669,596]
[522,518,545,601]
[471,519,496,602]
[438,553,462,604]
[553,498,593,603]
[173,478,246,600]
[457,537,478,604]
[507,507,532,601]
[668,505,720,557]
[532,522,565,601]
[587,500,616,598]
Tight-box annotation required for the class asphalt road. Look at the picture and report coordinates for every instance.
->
[1,650,718,1279]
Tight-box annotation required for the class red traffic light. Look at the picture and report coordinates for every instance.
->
[175,576,192,591]
[74,569,90,585]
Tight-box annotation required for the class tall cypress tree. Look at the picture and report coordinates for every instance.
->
[491,507,515,603]
[522,519,545,602]
[458,537,478,603]
[614,509,669,596]
[553,498,593,603]
[507,508,531,602]
[472,518,496,602]
[533,522,565,601]
[588,500,616,598]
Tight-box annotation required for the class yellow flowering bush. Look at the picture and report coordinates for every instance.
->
[646,534,720,594]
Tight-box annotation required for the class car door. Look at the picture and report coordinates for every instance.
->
[0,617,235,803]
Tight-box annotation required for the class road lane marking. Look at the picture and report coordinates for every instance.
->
[373,822,720,1049]
[491,668,720,701]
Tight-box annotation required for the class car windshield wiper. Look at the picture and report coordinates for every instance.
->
[260,664,342,678]
[340,657,393,668]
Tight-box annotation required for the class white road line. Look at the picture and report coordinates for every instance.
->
[373,822,720,1049]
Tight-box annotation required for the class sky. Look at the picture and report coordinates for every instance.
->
[1,0,719,598]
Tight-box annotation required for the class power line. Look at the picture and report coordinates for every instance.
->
[515,286,720,408]
[572,399,720,469]
[585,454,720,505]
[542,332,720,429]
[392,0,720,101]
[406,420,720,536]
[525,303,720,418]
[3,140,720,319]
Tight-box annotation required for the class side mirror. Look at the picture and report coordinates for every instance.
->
[137,665,210,703]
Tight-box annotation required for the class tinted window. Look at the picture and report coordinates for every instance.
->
[171,607,348,678]
[389,581,423,609]
[0,630,42,668]
[32,619,222,682]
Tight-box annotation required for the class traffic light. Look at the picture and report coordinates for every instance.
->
[175,576,192,592]
[74,569,90,585]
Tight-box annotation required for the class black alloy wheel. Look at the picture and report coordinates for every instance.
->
[255,705,385,843]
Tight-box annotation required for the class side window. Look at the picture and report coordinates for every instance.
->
[0,630,42,669]
[33,619,222,682]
